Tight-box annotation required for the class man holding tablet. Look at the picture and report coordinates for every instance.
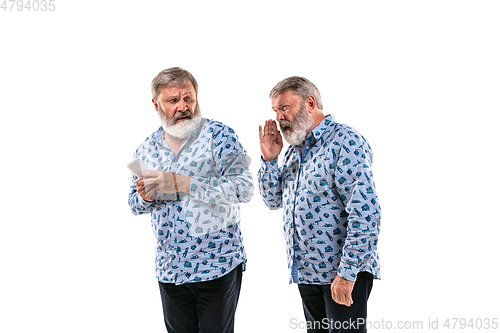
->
[128,67,253,333]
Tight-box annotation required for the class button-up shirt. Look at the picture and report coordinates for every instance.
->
[258,115,381,284]
[128,119,253,285]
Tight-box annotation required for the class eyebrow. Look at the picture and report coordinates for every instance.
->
[166,91,194,100]
[272,103,289,111]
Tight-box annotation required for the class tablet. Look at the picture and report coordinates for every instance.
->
[127,159,149,177]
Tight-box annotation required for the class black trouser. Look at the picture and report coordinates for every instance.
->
[158,264,243,333]
[298,272,374,333]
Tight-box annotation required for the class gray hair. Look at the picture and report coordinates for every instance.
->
[269,76,323,110]
[151,67,199,101]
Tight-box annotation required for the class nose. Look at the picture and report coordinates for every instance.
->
[276,110,285,122]
[177,100,188,112]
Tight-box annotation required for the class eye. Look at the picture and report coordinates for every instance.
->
[276,106,289,113]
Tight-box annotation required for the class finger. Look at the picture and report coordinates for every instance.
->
[346,292,354,306]
[142,181,156,196]
[266,119,273,136]
[339,290,351,307]
[331,284,339,302]
[140,187,154,202]
[276,127,283,145]
[271,120,277,134]
[333,288,342,304]
[339,291,347,305]
[259,125,263,140]
[142,170,158,179]
[144,181,156,192]
[143,175,159,184]
[331,285,345,306]
[330,288,336,303]
[140,181,155,197]
[138,187,147,200]
[146,188,156,199]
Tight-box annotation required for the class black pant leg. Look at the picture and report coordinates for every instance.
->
[195,264,243,333]
[298,284,330,333]
[298,272,374,333]
[158,281,199,333]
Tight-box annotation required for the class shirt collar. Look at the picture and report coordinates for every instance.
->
[152,126,171,151]
[298,114,335,147]
[153,126,165,143]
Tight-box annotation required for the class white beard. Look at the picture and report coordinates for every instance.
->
[280,105,314,145]
[163,115,202,139]
[158,105,203,139]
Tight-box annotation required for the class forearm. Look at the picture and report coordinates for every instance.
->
[338,211,380,281]
[188,144,254,205]
[173,173,191,194]
[335,133,381,280]
[257,158,283,210]
[189,172,254,205]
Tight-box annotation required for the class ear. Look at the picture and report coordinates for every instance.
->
[152,98,160,112]
[306,95,316,112]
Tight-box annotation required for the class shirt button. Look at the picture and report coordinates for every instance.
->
[306,146,309,149]
[170,229,174,233]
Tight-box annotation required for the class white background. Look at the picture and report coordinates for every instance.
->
[1,1,499,332]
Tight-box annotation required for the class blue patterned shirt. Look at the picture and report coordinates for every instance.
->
[128,119,253,285]
[258,115,381,284]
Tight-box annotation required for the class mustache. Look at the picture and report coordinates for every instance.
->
[173,110,193,123]
[279,120,293,131]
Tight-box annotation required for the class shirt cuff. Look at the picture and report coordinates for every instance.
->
[260,156,278,168]
[138,195,155,207]
[337,263,360,282]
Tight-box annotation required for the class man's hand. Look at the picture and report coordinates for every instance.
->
[259,119,283,162]
[142,171,191,195]
[330,275,356,307]
[136,175,156,202]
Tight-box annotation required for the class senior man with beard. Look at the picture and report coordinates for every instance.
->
[258,76,381,333]
[128,67,253,333]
